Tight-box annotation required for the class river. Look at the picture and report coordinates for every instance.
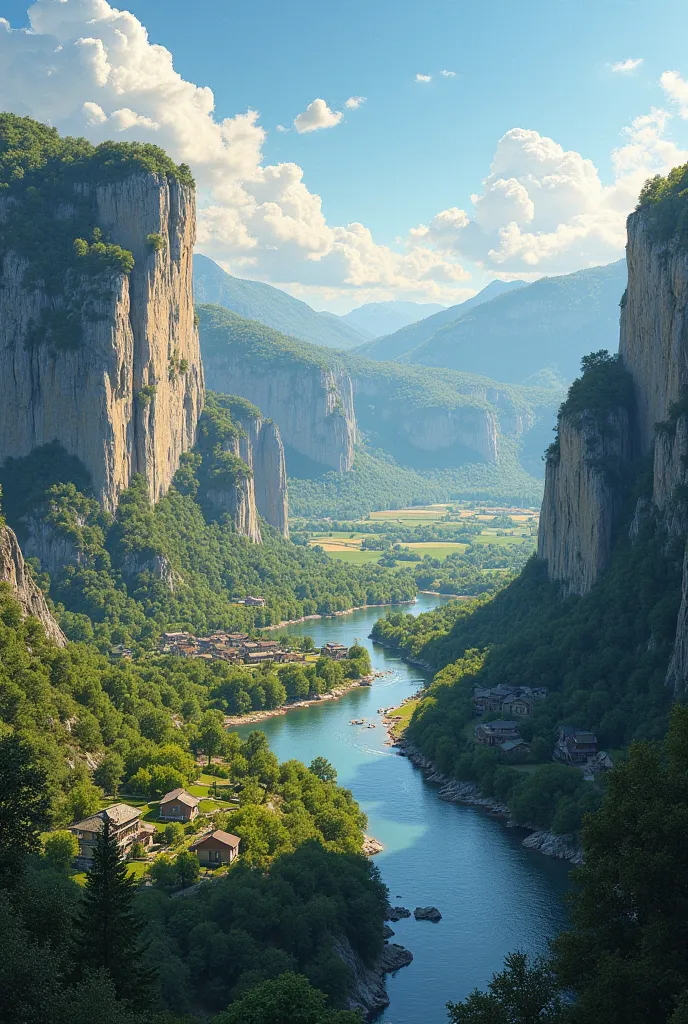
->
[236,594,570,1024]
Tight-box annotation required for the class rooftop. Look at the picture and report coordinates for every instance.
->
[190,829,241,850]
[71,802,141,832]
[160,788,200,808]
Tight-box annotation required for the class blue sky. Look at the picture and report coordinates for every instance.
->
[2,0,688,310]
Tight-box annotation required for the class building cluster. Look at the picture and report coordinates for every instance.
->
[159,631,307,666]
[69,790,241,870]
[471,683,612,772]
[472,684,548,717]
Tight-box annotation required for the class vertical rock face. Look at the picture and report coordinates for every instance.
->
[234,413,289,539]
[0,173,204,515]
[619,211,688,456]
[352,375,498,465]
[537,411,633,596]
[0,525,66,646]
[203,350,356,473]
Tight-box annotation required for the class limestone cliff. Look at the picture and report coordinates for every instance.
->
[0,170,204,515]
[202,341,356,473]
[537,411,633,596]
[353,374,498,466]
[0,525,66,645]
[619,211,688,456]
[233,411,289,538]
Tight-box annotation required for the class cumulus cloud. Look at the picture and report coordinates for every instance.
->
[344,95,366,109]
[661,70,688,118]
[411,111,688,273]
[416,73,432,82]
[440,69,456,78]
[0,1,470,305]
[293,97,343,133]
[612,58,643,73]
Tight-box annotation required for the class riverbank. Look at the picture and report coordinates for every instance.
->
[260,599,417,632]
[223,673,383,728]
[391,735,582,866]
[369,634,434,673]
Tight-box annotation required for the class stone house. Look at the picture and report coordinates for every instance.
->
[475,721,520,747]
[554,726,598,765]
[158,788,200,822]
[502,694,535,717]
[190,829,241,867]
[322,642,349,660]
[69,803,156,868]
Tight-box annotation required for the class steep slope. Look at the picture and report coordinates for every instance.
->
[358,280,526,361]
[198,306,357,473]
[399,261,627,382]
[193,254,367,349]
[197,304,562,515]
[338,299,446,338]
[0,523,66,645]
[0,116,204,515]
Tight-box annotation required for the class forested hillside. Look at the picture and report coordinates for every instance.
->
[194,254,367,349]
[367,261,626,384]
[198,304,562,516]
[0,399,416,650]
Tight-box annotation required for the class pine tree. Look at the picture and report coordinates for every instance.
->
[72,814,155,1006]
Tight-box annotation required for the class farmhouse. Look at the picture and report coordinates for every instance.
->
[475,721,520,747]
[554,726,599,765]
[159,788,200,822]
[190,829,241,867]
[69,803,155,868]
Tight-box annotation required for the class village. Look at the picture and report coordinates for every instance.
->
[471,684,613,775]
[112,624,351,668]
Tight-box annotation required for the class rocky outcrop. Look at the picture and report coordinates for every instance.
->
[537,412,633,596]
[336,936,413,1018]
[203,350,356,472]
[121,551,180,592]
[0,525,66,645]
[522,829,583,865]
[0,173,204,515]
[666,548,688,695]
[232,410,289,538]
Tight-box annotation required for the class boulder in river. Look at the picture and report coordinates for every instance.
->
[362,835,384,856]
[385,904,411,921]
[382,924,395,939]
[414,906,442,922]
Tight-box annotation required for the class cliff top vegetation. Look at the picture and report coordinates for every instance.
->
[545,351,634,461]
[637,163,688,243]
[0,113,194,192]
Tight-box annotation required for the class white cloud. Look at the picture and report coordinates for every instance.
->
[2,2,687,306]
[661,70,688,118]
[293,98,343,133]
[416,73,432,83]
[345,95,366,109]
[612,58,644,73]
[276,124,287,132]
[440,69,456,78]
[411,110,688,273]
[0,1,470,305]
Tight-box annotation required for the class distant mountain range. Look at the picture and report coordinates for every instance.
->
[193,254,367,349]
[365,261,627,383]
[356,279,526,360]
[195,253,628,386]
[335,299,447,339]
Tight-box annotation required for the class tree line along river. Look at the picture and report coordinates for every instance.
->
[236,594,570,1024]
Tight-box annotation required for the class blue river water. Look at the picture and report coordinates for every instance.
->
[236,595,570,1024]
